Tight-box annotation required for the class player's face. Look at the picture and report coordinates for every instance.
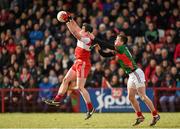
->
[114,36,123,46]
[80,26,88,36]
[82,26,86,32]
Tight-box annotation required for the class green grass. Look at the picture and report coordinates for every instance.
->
[0,113,179,128]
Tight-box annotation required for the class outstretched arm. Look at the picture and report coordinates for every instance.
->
[93,37,115,50]
[66,19,81,40]
[98,49,115,57]
[58,12,82,40]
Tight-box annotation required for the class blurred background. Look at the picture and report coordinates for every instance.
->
[0,0,179,113]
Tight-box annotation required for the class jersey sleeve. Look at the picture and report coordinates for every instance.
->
[98,50,115,57]
[93,37,115,50]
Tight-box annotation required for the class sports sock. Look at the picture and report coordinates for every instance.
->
[54,94,64,102]
[152,110,158,117]
[86,102,93,111]
[136,111,143,117]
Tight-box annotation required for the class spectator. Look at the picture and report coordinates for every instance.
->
[24,77,37,112]
[135,8,146,36]
[161,48,170,62]
[110,74,120,88]
[1,47,10,68]
[160,73,176,112]
[13,62,20,77]
[145,22,159,43]
[151,65,164,87]
[10,79,24,112]
[0,31,6,46]
[109,60,117,75]
[156,8,168,29]
[103,0,113,16]
[1,76,11,89]
[27,45,35,60]
[38,45,50,64]
[117,68,126,88]
[161,60,169,72]
[141,51,149,69]
[14,28,24,44]
[6,38,16,54]
[48,69,58,87]
[91,62,104,88]
[101,68,111,88]
[164,35,176,59]
[132,45,141,63]
[15,45,25,65]
[44,29,53,45]
[20,67,31,88]
[174,44,180,63]
[9,67,16,85]
[27,58,37,80]
[145,59,156,86]
[115,16,124,30]
[29,23,43,45]
[171,66,179,84]
[37,76,54,112]
[10,54,17,66]
[43,56,53,76]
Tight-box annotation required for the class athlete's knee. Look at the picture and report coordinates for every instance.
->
[78,86,87,93]
[139,94,147,101]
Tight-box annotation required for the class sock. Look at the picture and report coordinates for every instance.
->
[152,110,158,117]
[136,111,143,117]
[54,94,64,102]
[86,102,93,111]
[64,96,71,103]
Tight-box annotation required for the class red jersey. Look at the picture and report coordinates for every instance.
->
[75,36,92,62]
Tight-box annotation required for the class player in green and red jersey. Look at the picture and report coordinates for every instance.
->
[93,34,160,126]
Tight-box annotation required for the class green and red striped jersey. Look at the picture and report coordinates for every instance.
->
[115,45,138,74]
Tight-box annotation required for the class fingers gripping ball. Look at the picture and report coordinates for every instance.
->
[57,11,69,22]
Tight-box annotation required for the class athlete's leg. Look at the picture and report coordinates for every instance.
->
[77,77,95,120]
[127,75,144,126]
[137,86,157,116]
[128,87,142,116]
[127,75,143,117]
[77,77,93,110]
[64,81,77,104]
[54,68,76,101]
[133,68,160,126]
[133,68,158,116]
[137,86,160,126]
[75,60,95,119]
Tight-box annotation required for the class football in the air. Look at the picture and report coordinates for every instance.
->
[57,11,67,22]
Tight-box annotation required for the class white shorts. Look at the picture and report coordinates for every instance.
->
[127,68,146,89]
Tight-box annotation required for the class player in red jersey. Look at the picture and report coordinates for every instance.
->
[44,13,95,120]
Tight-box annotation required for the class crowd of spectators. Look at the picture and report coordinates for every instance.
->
[0,0,179,112]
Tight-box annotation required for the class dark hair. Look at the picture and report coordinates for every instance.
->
[82,23,93,33]
[118,34,128,44]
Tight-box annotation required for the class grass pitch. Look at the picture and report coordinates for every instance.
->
[0,113,179,128]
